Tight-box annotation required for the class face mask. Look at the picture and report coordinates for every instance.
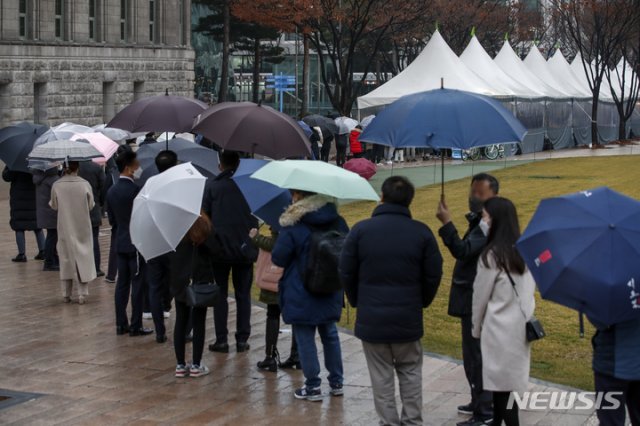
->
[479,219,490,237]
[133,167,142,180]
[468,196,484,214]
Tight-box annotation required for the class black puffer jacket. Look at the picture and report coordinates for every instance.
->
[3,167,38,231]
[32,168,60,230]
[340,203,443,343]
[169,235,220,303]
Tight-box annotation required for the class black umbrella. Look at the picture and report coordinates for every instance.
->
[0,122,48,173]
[192,102,312,159]
[302,114,339,136]
[137,138,219,179]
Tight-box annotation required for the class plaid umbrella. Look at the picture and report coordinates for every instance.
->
[28,139,103,163]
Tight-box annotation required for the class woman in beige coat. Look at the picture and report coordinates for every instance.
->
[50,161,96,304]
[472,197,535,426]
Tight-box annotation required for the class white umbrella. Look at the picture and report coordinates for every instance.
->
[130,162,206,260]
[335,116,359,135]
[360,115,376,129]
[27,139,103,163]
[29,122,96,170]
[92,124,131,144]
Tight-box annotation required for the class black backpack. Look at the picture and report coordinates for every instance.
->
[304,220,347,295]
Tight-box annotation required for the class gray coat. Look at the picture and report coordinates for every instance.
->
[472,253,535,392]
[78,162,105,227]
[33,169,60,230]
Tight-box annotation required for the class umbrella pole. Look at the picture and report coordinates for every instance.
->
[441,151,445,199]
[579,312,585,338]
[165,132,169,151]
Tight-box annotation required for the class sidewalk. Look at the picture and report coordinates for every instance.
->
[0,197,599,425]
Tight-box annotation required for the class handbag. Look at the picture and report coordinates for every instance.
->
[185,246,220,308]
[254,249,284,293]
[504,267,546,342]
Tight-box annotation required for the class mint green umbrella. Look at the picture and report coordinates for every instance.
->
[251,160,379,201]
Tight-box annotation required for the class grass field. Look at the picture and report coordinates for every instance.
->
[333,155,640,391]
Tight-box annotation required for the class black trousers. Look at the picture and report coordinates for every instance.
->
[492,391,519,426]
[114,252,145,330]
[336,143,347,167]
[44,229,59,269]
[594,370,640,426]
[146,256,170,337]
[174,300,207,366]
[92,226,101,272]
[320,139,332,162]
[212,262,253,344]
[461,315,493,418]
[106,229,118,280]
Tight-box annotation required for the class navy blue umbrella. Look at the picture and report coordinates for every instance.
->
[0,122,48,173]
[233,159,291,230]
[359,88,526,195]
[517,187,640,326]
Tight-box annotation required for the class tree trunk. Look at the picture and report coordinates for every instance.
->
[218,0,230,102]
[301,34,310,117]
[591,96,599,146]
[619,117,627,141]
[252,38,260,104]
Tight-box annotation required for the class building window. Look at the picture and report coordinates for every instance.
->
[103,82,116,122]
[149,0,155,42]
[134,81,145,101]
[19,0,28,39]
[89,0,96,41]
[55,0,64,39]
[34,83,47,124]
[120,0,127,42]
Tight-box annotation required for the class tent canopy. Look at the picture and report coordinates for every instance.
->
[547,49,593,99]
[524,47,583,98]
[570,53,614,102]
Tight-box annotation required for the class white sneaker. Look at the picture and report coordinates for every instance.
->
[163,311,171,319]
[189,364,210,378]
[143,312,152,320]
[175,364,188,378]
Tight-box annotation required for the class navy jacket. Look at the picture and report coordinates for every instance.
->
[106,177,140,254]
[340,203,443,343]
[32,169,59,230]
[271,196,348,326]
[591,317,640,381]
[78,161,106,227]
[438,214,487,317]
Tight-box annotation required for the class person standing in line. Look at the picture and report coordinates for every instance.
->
[107,150,153,337]
[309,128,321,160]
[79,161,106,277]
[471,197,536,426]
[349,125,364,159]
[335,133,348,167]
[203,151,258,354]
[340,176,443,425]
[103,146,129,284]
[49,161,96,304]
[33,168,60,271]
[436,173,499,426]
[320,131,334,163]
[3,166,45,262]
[271,190,347,401]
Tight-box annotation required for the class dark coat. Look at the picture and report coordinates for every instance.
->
[340,204,443,343]
[78,161,106,227]
[32,169,60,230]
[438,214,487,317]
[591,317,640,381]
[3,167,38,231]
[106,177,140,254]
[202,169,259,264]
[169,236,218,303]
[271,195,348,326]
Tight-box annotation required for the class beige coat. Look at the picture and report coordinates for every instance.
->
[471,252,535,392]
[50,174,96,283]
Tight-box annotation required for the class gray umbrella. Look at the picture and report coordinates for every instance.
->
[302,114,339,136]
[28,139,103,163]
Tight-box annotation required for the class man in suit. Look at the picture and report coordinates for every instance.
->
[79,161,106,277]
[106,151,152,337]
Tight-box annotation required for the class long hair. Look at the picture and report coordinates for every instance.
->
[187,211,212,246]
[481,197,525,275]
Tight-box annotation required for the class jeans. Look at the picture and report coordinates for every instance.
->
[15,230,45,255]
[106,228,118,280]
[114,252,145,330]
[44,229,59,268]
[461,315,493,418]
[293,322,343,390]
[92,226,101,272]
[146,255,170,337]
[212,263,253,344]
[174,300,207,366]
[594,370,640,426]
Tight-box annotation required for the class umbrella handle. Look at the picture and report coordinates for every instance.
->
[441,152,445,198]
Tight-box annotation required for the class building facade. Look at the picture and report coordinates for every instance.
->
[0,0,195,127]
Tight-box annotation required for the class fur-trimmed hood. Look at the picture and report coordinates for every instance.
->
[279,194,338,228]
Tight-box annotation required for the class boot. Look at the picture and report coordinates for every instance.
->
[257,316,280,372]
[279,332,301,370]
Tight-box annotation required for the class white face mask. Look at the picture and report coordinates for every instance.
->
[133,167,142,180]
[479,219,490,237]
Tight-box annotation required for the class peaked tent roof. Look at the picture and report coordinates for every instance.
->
[460,36,544,98]
[609,58,639,99]
[570,53,614,102]
[524,47,581,98]
[494,41,564,98]
[357,30,501,110]
[547,49,593,99]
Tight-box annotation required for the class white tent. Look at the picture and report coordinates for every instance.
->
[460,36,544,98]
[546,50,593,99]
[524,47,581,98]
[609,58,639,99]
[357,30,500,110]
[570,53,614,102]
[494,41,563,98]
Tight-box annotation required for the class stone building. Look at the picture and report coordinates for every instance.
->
[0,0,195,127]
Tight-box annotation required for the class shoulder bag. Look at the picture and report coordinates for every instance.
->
[503,267,546,342]
[255,249,284,293]
[186,245,220,308]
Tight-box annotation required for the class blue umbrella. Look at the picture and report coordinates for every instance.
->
[233,159,291,230]
[0,122,48,173]
[359,88,526,195]
[297,120,313,138]
[516,187,640,326]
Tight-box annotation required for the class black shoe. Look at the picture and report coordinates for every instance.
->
[457,403,474,415]
[185,333,193,342]
[456,417,493,426]
[279,356,301,370]
[257,357,278,372]
[34,251,45,261]
[105,276,116,283]
[12,254,27,263]
[116,325,130,335]
[156,334,167,344]
[96,270,105,277]
[43,265,60,271]
[129,327,154,336]
[208,342,229,353]
[236,342,250,353]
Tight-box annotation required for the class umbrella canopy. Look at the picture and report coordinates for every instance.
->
[297,120,313,137]
[108,91,208,133]
[192,102,312,159]
[251,160,379,201]
[232,159,292,230]
[302,114,339,136]
[0,122,48,173]
[28,139,103,163]
[360,115,376,129]
[136,137,219,178]
[335,117,359,135]
[343,158,377,180]
[92,124,131,144]
[516,187,640,326]
[130,162,206,260]
[29,123,95,170]
[71,133,118,165]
